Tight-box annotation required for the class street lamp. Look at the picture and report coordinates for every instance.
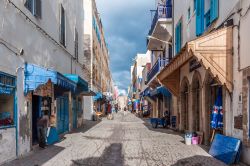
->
[147,35,172,46]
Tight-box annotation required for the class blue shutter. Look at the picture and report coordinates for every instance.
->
[175,22,182,54]
[175,25,178,54]
[210,0,218,23]
[178,22,182,53]
[196,0,204,36]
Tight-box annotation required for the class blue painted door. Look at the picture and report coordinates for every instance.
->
[57,96,69,134]
[73,99,77,129]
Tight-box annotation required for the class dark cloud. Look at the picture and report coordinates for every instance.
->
[96,0,155,92]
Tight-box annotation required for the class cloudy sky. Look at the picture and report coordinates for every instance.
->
[96,0,155,94]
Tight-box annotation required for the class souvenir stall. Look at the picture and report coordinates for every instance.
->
[24,63,76,145]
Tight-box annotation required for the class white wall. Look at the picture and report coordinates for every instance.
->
[0,0,86,162]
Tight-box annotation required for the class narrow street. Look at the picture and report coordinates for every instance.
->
[4,112,226,166]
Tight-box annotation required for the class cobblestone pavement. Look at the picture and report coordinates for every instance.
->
[3,112,234,166]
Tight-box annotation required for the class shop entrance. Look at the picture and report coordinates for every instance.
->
[32,95,41,145]
[56,96,69,135]
[192,72,201,132]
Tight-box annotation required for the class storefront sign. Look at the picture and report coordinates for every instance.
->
[189,59,201,72]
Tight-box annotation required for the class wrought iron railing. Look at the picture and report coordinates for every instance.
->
[148,3,172,37]
[147,58,170,83]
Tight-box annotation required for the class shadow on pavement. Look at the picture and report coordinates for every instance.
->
[170,155,226,166]
[2,145,65,166]
[71,143,124,166]
[68,120,101,135]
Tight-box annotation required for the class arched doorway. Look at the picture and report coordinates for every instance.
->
[191,72,202,132]
[180,77,189,131]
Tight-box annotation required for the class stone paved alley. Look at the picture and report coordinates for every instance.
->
[4,112,230,166]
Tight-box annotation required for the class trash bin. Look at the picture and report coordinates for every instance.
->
[185,133,192,145]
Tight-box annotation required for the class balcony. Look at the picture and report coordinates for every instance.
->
[148,4,172,36]
[147,58,169,86]
[147,2,172,50]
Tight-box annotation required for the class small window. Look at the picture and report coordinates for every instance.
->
[74,28,79,62]
[60,4,66,47]
[188,7,191,20]
[24,0,41,18]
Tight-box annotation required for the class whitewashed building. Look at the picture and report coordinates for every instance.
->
[83,0,112,119]
[0,0,87,164]
[157,0,250,164]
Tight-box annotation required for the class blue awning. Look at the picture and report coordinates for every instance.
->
[141,87,151,97]
[150,86,171,97]
[24,63,77,94]
[64,74,89,94]
[93,92,103,101]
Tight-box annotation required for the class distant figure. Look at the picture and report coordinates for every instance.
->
[107,102,112,114]
[37,110,49,148]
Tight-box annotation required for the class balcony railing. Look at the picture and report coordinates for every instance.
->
[147,58,170,83]
[148,3,172,36]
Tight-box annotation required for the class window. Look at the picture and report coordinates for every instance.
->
[188,7,191,20]
[0,72,16,128]
[175,20,182,54]
[24,0,41,18]
[74,28,79,62]
[60,4,66,47]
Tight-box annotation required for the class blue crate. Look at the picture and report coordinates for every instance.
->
[209,134,242,165]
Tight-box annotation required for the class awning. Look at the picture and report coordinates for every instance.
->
[140,87,151,98]
[24,63,76,94]
[80,90,96,96]
[64,74,89,95]
[158,27,233,96]
[150,86,171,97]
[93,92,103,101]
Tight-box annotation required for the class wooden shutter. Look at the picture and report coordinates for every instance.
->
[195,0,204,36]
[210,0,218,23]
[175,25,178,54]
[175,22,182,54]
